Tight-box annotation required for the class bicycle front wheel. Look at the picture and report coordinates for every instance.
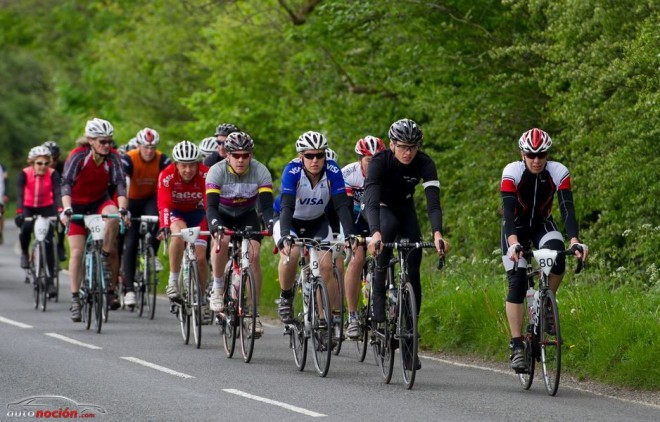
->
[239,267,257,363]
[310,277,332,377]
[190,261,203,349]
[145,245,157,320]
[221,262,236,357]
[31,246,40,310]
[178,271,190,344]
[290,278,307,371]
[355,278,370,363]
[39,244,49,312]
[331,266,344,356]
[399,282,418,389]
[94,254,104,333]
[540,290,561,396]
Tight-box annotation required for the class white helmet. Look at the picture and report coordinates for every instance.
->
[28,146,52,161]
[325,148,338,161]
[136,128,160,146]
[295,131,328,152]
[85,118,114,137]
[172,140,200,163]
[198,137,218,158]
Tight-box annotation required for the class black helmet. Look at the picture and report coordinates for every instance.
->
[224,132,254,152]
[388,118,423,145]
[43,140,60,156]
[215,123,240,137]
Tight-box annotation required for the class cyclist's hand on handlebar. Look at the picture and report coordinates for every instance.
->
[434,234,448,256]
[507,243,523,262]
[118,208,131,226]
[157,227,171,241]
[209,219,224,238]
[277,235,294,256]
[266,219,274,236]
[348,234,364,250]
[570,241,589,261]
[60,207,73,226]
[14,213,24,228]
[368,232,382,256]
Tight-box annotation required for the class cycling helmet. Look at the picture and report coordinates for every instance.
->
[43,140,60,157]
[85,118,114,137]
[28,146,52,161]
[295,131,328,152]
[325,148,338,161]
[355,136,385,156]
[518,128,552,153]
[215,123,240,137]
[136,128,160,146]
[388,118,423,145]
[172,140,200,163]
[198,137,218,157]
[224,131,254,152]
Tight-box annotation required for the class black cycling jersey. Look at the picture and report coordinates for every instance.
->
[362,149,443,235]
[203,152,224,168]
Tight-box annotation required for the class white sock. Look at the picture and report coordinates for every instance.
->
[168,273,179,285]
[213,277,224,291]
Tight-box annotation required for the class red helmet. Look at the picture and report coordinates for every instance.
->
[354,136,385,156]
[518,128,552,153]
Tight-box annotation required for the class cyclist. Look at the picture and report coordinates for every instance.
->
[156,140,211,322]
[274,131,356,337]
[363,119,448,370]
[501,128,588,371]
[43,141,67,260]
[120,128,171,308]
[15,146,62,297]
[342,136,386,338]
[198,137,218,160]
[205,131,274,337]
[59,118,130,322]
[203,123,240,167]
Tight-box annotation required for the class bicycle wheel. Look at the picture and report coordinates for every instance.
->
[52,233,60,303]
[355,264,371,362]
[190,261,203,349]
[82,288,93,330]
[221,263,236,357]
[144,245,157,320]
[178,271,191,344]
[310,276,332,377]
[290,282,307,371]
[135,243,146,317]
[239,267,257,363]
[31,246,40,310]
[540,290,561,396]
[331,266,344,356]
[94,255,104,333]
[399,282,419,389]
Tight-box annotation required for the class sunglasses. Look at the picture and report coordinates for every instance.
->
[217,141,225,146]
[394,143,418,153]
[230,152,251,160]
[97,140,113,146]
[302,152,326,160]
[34,161,50,166]
[524,152,548,160]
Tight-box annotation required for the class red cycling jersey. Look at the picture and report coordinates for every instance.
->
[61,145,126,205]
[157,162,208,229]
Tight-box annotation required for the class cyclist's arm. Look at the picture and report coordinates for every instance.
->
[51,170,63,210]
[327,164,356,236]
[60,149,85,197]
[279,193,296,237]
[205,191,225,231]
[257,190,275,226]
[108,151,128,198]
[557,188,579,240]
[363,154,386,235]
[15,170,26,212]
[156,170,171,229]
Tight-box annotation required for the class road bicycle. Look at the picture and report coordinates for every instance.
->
[130,215,159,319]
[24,215,59,312]
[516,247,584,396]
[170,226,210,349]
[354,241,375,362]
[218,227,270,363]
[371,239,443,389]
[283,237,346,378]
[71,214,122,333]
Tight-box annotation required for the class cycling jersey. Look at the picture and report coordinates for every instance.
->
[276,158,355,238]
[122,149,170,200]
[203,152,224,168]
[16,167,62,210]
[61,145,127,205]
[362,149,443,235]
[342,161,365,214]
[500,160,578,239]
[205,158,274,226]
[157,162,208,229]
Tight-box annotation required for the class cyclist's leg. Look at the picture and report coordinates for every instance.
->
[274,218,299,322]
[122,200,143,292]
[371,206,397,323]
[18,209,34,268]
[167,218,187,297]
[99,200,121,308]
[144,196,161,254]
[502,228,529,369]
[535,221,566,293]
[345,216,369,322]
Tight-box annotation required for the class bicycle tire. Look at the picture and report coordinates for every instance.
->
[310,276,332,377]
[135,242,146,317]
[178,271,191,344]
[190,261,203,349]
[145,244,157,320]
[53,232,60,303]
[221,261,236,357]
[331,266,344,356]
[31,246,39,310]
[82,253,93,330]
[540,290,561,396]
[291,282,307,371]
[400,281,418,389]
[39,243,49,311]
[83,288,92,330]
[355,261,371,362]
[94,254,103,333]
[239,267,257,363]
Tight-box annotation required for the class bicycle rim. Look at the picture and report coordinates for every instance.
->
[291,282,307,370]
[146,245,157,320]
[400,282,418,389]
[332,266,344,356]
[310,277,332,377]
[32,247,39,310]
[221,263,236,357]
[190,262,202,349]
[541,291,561,396]
[240,268,257,363]
[178,272,190,344]
[355,287,370,363]
[83,289,92,330]
[136,245,146,317]
[518,289,536,389]
[40,277,48,312]
[52,235,60,303]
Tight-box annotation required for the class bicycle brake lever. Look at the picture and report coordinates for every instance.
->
[437,256,445,270]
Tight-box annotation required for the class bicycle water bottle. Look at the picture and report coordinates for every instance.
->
[388,287,398,319]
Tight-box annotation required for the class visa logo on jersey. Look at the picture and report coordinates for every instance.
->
[299,197,324,205]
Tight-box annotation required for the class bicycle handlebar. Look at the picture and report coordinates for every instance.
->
[515,249,585,274]
[130,215,159,223]
[377,240,445,270]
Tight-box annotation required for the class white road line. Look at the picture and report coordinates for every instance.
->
[223,388,326,417]
[44,333,102,350]
[120,357,195,379]
[0,316,34,329]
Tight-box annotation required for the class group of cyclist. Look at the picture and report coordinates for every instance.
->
[9,116,589,373]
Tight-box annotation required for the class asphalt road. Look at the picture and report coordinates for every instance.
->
[0,224,658,421]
